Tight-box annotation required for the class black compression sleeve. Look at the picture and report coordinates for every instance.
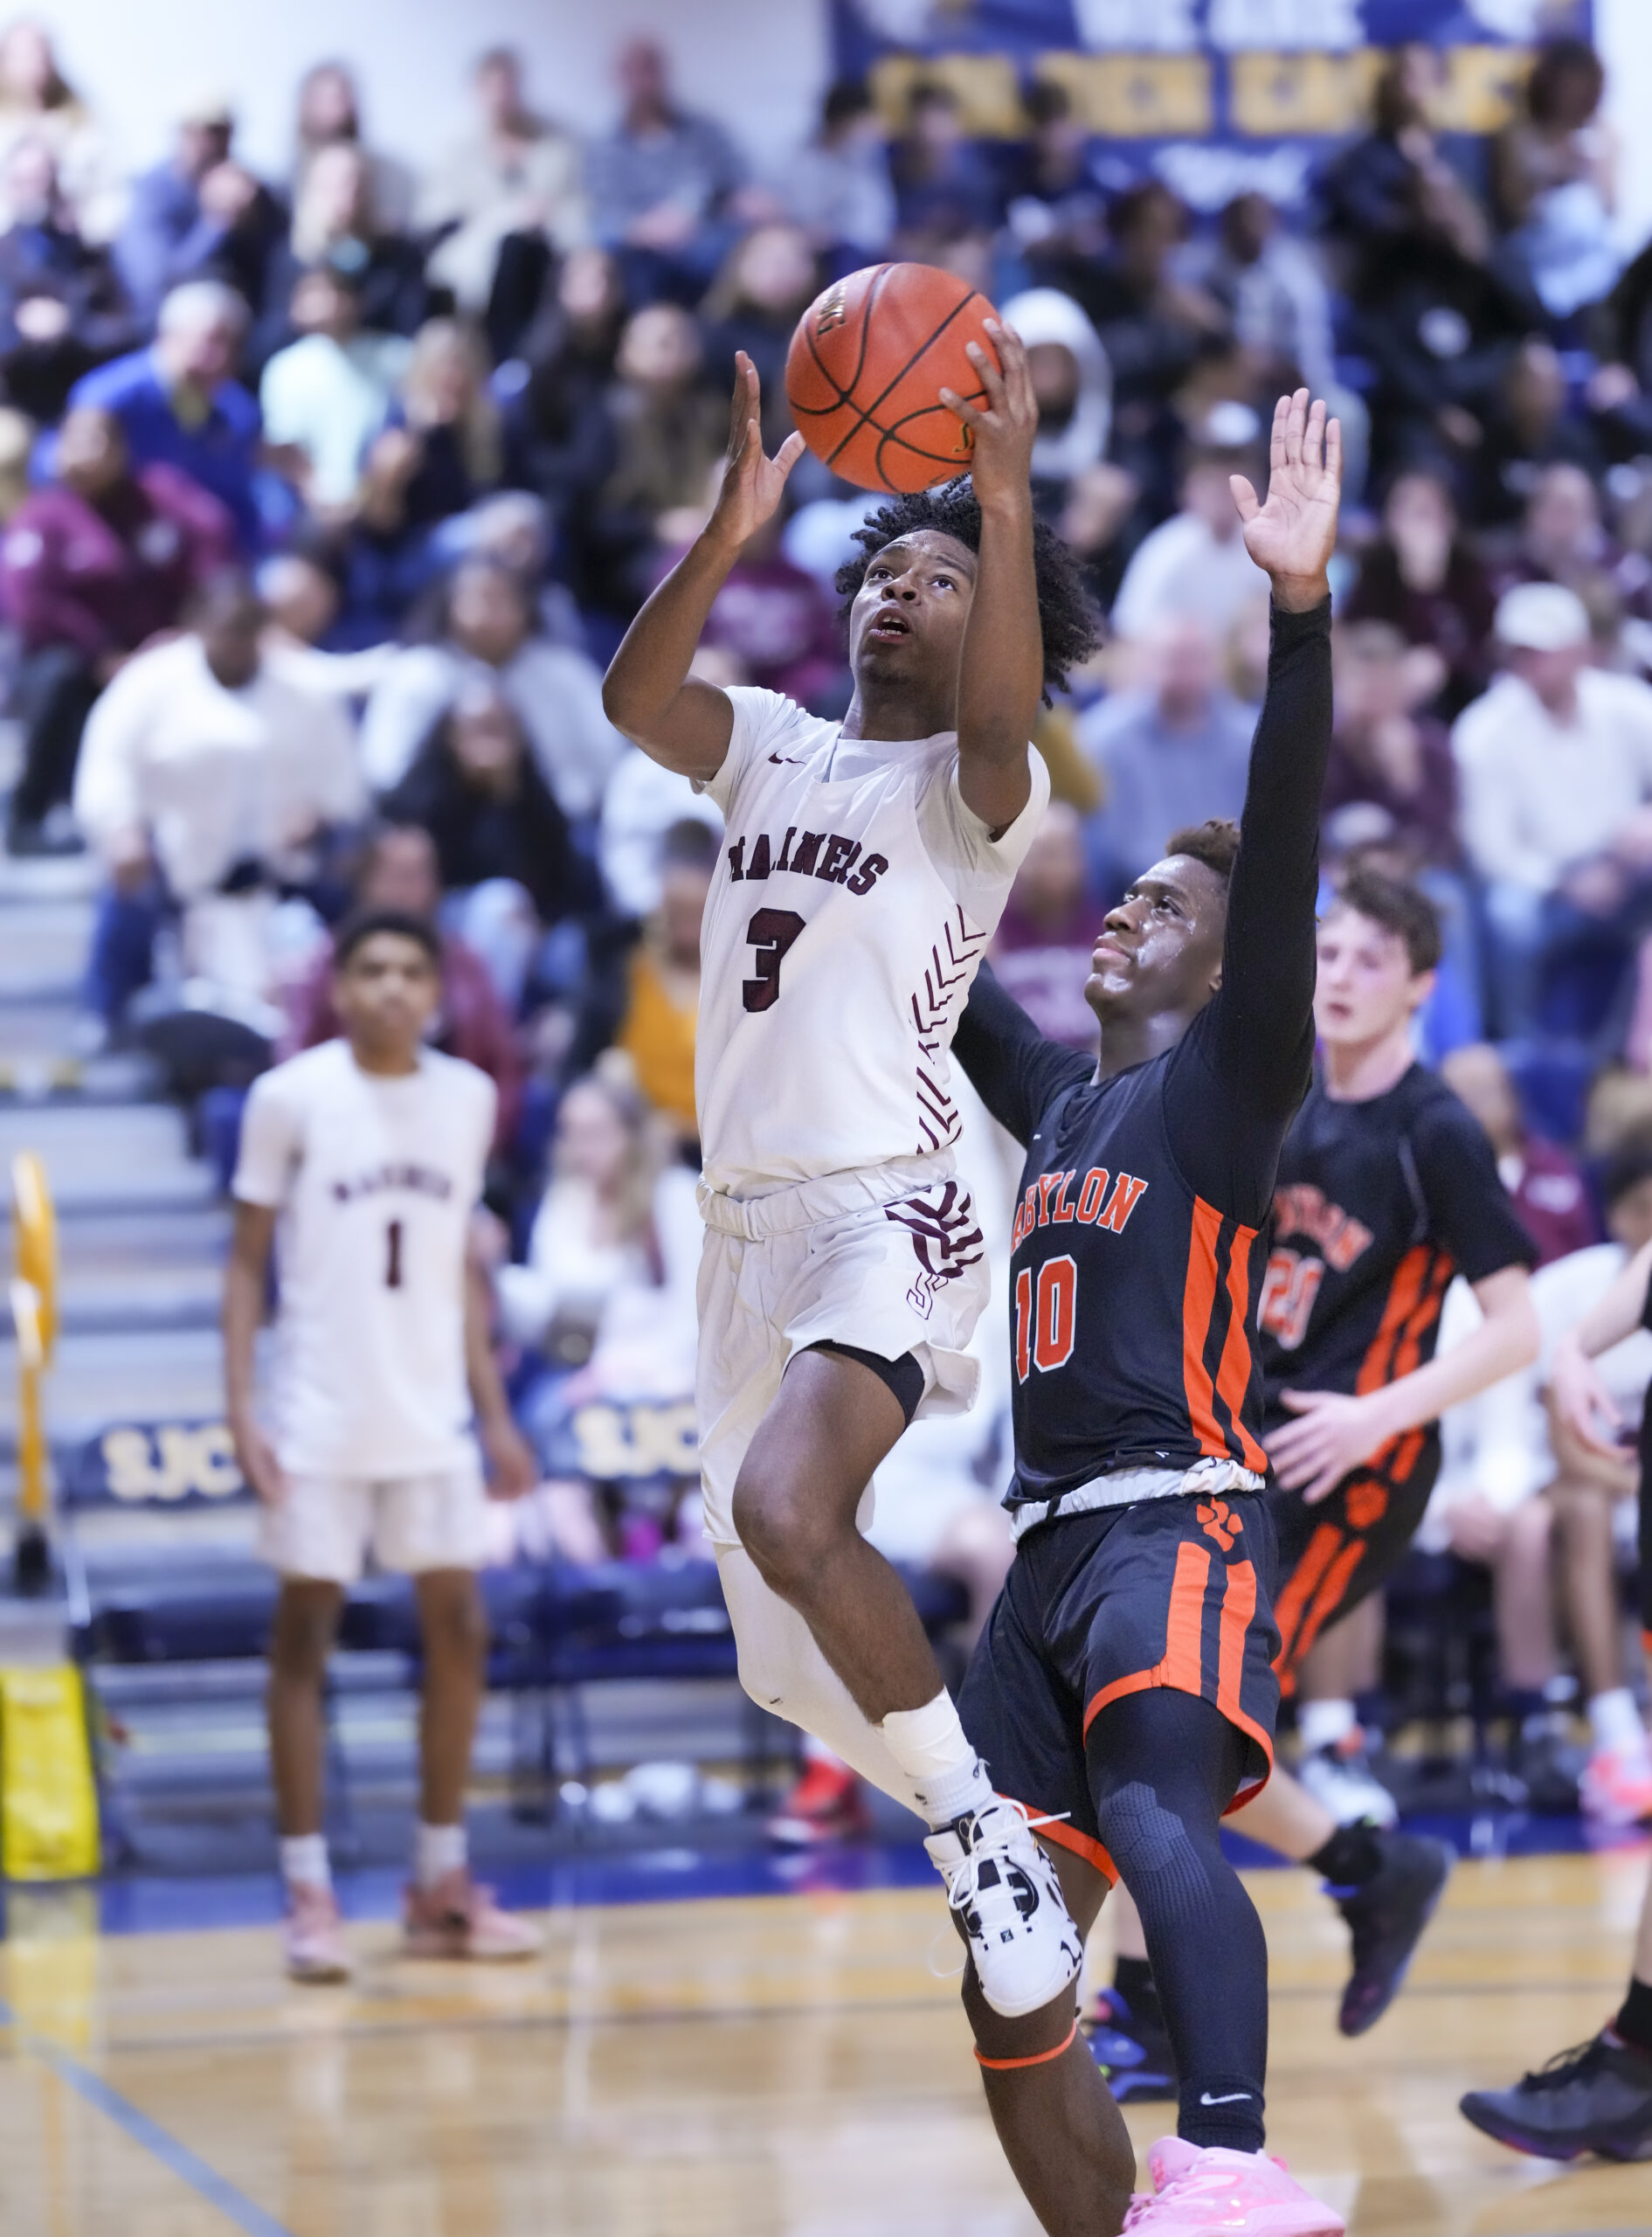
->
[1088,1689,1267,2156]
[950,961,1094,1149]
[1165,599,1332,1219]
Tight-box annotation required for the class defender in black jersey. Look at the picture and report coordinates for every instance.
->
[1093,872,1539,2105]
[1262,873,1538,1704]
[1460,1239,1652,2164]
[945,391,1345,2235]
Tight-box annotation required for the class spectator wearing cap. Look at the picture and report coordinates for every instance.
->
[0,136,137,424]
[1455,581,1652,1035]
[1079,611,1254,900]
[1109,420,1265,642]
[67,280,266,550]
[115,92,281,330]
[1441,1042,1600,1266]
[1,403,236,854]
[258,263,407,514]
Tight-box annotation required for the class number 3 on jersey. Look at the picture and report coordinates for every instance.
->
[743,908,805,1013]
[1015,1256,1076,1382]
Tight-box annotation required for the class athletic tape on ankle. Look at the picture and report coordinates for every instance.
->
[973,2016,1079,2071]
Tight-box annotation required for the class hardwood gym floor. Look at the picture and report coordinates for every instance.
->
[0,1848,1647,2236]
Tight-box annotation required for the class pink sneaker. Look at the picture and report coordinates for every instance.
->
[1579,1744,1652,1829]
[1123,2138,1344,2234]
[402,1869,542,1961]
[283,1883,352,1984]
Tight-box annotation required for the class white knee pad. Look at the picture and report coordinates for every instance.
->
[715,1544,926,1814]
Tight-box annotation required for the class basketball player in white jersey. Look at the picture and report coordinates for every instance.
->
[603,333,1097,2017]
[225,910,540,1982]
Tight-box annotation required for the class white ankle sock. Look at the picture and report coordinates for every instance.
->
[280,1834,330,1892]
[1300,1698,1358,1755]
[880,1690,992,1829]
[1588,1688,1646,1756]
[415,1821,467,1889]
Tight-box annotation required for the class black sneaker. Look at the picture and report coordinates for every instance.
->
[1082,1986,1179,2102]
[1460,2033,1652,2161]
[1333,1830,1453,2036]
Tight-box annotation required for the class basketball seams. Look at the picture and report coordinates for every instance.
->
[823,287,987,472]
[795,263,889,416]
[787,265,998,493]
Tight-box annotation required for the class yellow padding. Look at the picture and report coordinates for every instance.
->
[0,1666,99,1880]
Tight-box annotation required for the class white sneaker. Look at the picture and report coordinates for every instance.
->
[924,1794,1084,2019]
[1297,1738,1399,1829]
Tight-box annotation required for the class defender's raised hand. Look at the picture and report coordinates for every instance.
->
[1231,388,1340,613]
[707,351,806,553]
[939,318,1037,510]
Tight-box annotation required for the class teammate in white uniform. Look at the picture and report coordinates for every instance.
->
[603,331,1096,2018]
[225,909,540,1982]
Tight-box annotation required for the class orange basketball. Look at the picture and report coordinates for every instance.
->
[785,262,999,495]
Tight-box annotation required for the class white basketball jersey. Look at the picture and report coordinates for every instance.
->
[695,686,1048,1200]
[233,1039,494,1477]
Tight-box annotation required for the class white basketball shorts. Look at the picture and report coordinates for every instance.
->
[695,1158,989,1548]
[259,1464,491,1585]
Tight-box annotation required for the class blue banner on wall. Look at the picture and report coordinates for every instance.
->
[832,0,1593,210]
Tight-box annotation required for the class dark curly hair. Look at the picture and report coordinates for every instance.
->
[1165,818,1241,884]
[834,478,1098,702]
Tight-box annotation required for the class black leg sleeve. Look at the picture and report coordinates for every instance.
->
[1088,1688,1268,2155]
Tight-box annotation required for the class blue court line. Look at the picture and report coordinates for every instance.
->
[0,1995,294,2237]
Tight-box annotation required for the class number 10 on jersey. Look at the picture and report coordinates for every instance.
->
[1015,1256,1076,1381]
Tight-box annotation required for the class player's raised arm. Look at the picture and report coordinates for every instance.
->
[938,320,1043,834]
[601,351,805,780]
[1205,390,1340,1107]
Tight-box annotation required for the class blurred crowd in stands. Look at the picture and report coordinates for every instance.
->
[5,16,1652,1820]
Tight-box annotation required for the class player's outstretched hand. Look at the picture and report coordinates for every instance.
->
[232,1416,287,1507]
[707,350,806,554]
[480,1412,540,1503]
[1549,1332,1627,1461]
[940,318,1036,511]
[1268,1386,1391,1506]
[1231,388,1340,613]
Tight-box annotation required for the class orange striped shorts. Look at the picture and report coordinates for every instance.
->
[957,1492,1281,1884]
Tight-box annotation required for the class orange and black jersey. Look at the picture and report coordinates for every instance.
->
[953,601,1332,1518]
[1259,1065,1537,1450]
